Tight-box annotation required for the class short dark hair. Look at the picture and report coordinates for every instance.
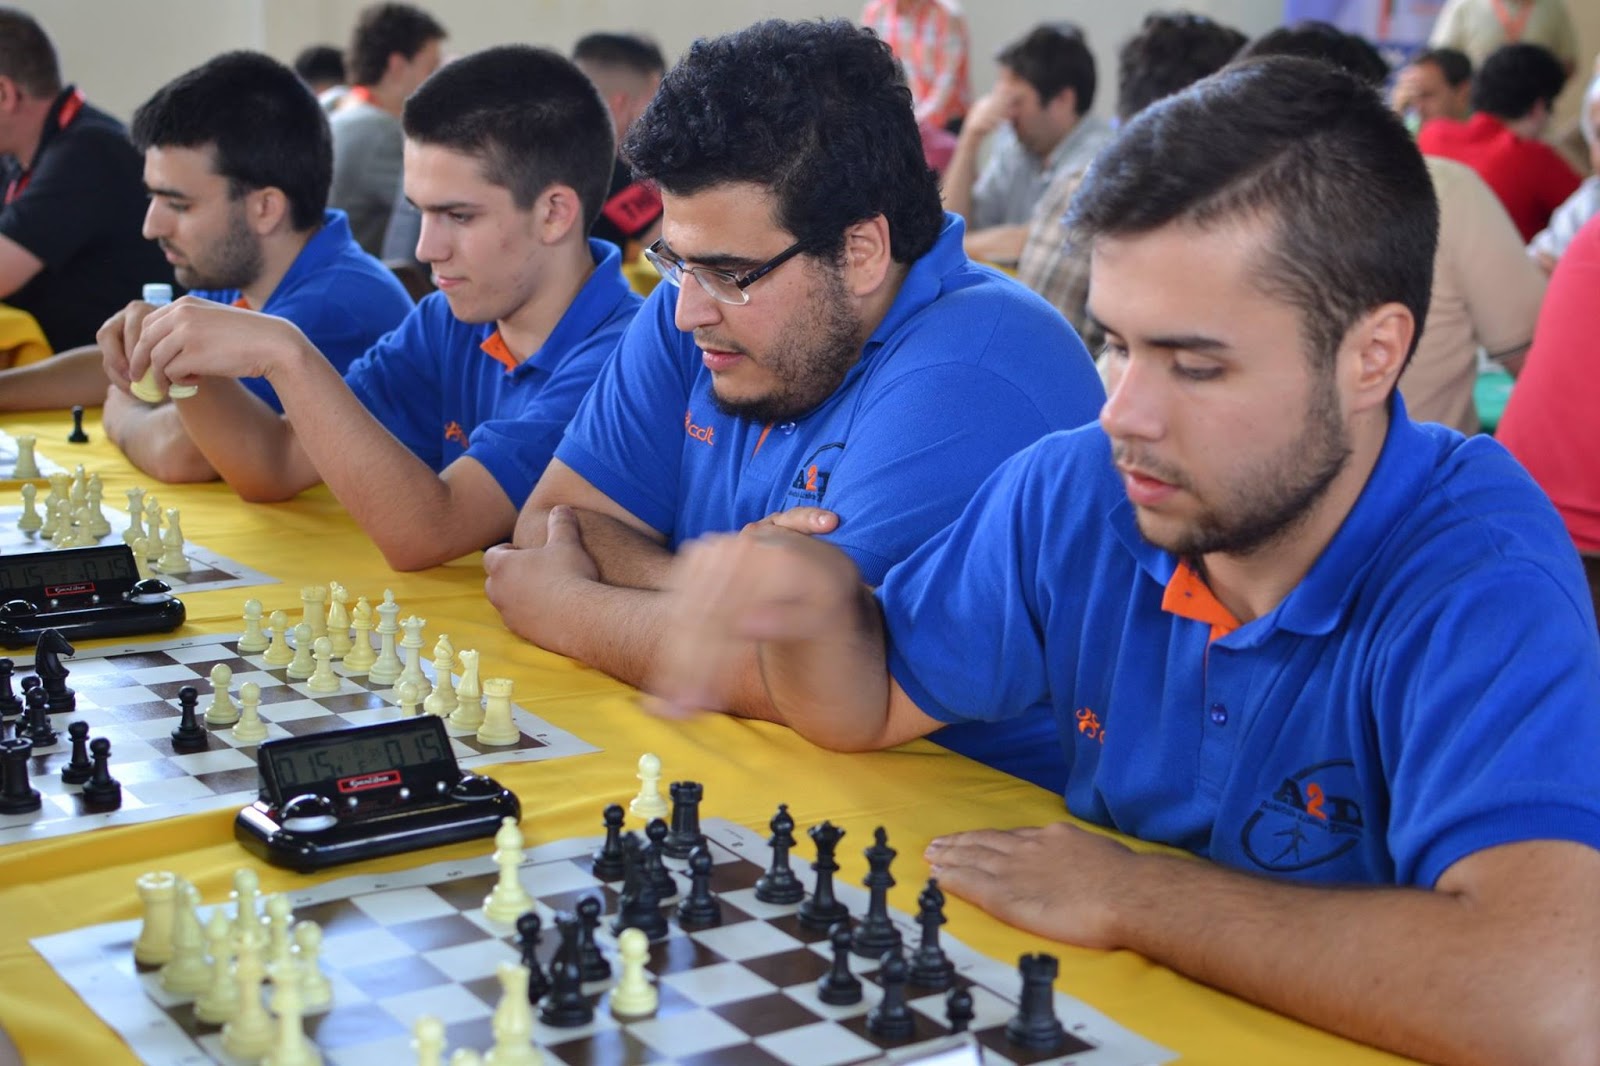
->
[1410,47,1472,88]
[997,23,1096,115]
[347,3,445,87]
[1238,21,1389,88]
[625,19,943,265]
[132,51,332,232]
[572,33,665,79]
[0,8,60,98]
[402,45,614,228]
[1472,43,1567,120]
[1068,57,1437,371]
[1117,12,1247,122]
[293,44,346,88]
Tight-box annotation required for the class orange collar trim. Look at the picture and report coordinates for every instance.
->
[480,330,519,372]
[231,295,251,310]
[1161,560,1241,644]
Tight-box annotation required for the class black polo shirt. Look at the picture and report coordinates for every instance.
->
[0,87,173,350]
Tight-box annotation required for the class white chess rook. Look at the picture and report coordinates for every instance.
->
[133,870,178,966]
[476,678,518,746]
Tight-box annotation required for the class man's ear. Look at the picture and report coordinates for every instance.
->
[840,214,893,298]
[538,182,583,244]
[1344,302,1415,415]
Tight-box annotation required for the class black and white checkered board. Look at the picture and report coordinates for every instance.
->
[33,819,1174,1066]
[0,631,598,846]
[0,504,277,596]
[0,429,66,481]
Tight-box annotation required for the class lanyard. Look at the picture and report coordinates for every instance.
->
[5,87,85,205]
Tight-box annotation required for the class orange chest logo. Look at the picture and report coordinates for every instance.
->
[1074,707,1105,744]
[443,420,468,446]
[684,410,715,445]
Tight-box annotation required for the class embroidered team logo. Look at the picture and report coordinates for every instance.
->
[1239,760,1365,872]
[787,443,843,505]
[443,420,468,446]
[684,409,715,445]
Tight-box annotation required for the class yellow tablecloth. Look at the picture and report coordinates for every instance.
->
[0,304,50,368]
[0,409,1414,1065]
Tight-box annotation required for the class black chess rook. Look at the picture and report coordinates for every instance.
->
[0,736,41,815]
[1006,953,1068,1052]
[663,780,704,859]
[0,658,21,718]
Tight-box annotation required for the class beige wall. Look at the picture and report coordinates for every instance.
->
[13,0,1596,124]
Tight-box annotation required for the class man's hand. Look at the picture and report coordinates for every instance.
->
[741,506,839,536]
[128,297,309,391]
[97,299,158,393]
[483,506,601,651]
[962,86,1013,142]
[925,823,1137,951]
[100,384,142,448]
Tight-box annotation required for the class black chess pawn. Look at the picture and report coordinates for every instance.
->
[642,818,677,899]
[798,820,849,930]
[67,405,89,443]
[663,780,704,859]
[79,737,122,810]
[538,918,594,1028]
[0,736,41,814]
[591,803,626,880]
[816,922,863,1006]
[0,658,21,718]
[34,628,75,714]
[20,682,56,748]
[908,879,955,990]
[866,948,916,1041]
[851,826,902,959]
[675,844,722,930]
[946,986,975,1034]
[574,896,611,982]
[1005,953,1067,1052]
[515,911,550,1004]
[59,721,93,785]
[169,685,209,753]
[754,803,805,905]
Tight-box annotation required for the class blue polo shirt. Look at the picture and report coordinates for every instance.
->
[880,397,1600,887]
[557,214,1104,787]
[343,239,639,509]
[193,209,411,412]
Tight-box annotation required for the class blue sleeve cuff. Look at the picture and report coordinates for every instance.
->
[1411,803,1600,888]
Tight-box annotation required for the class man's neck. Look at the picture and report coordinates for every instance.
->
[1197,409,1391,626]
[492,240,596,361]
[6,96,56,169]
[351,82,404,118]
[238,226,317,311]
[1031,114,1079,165]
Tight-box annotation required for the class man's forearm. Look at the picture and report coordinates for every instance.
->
[0,348,109,411]
[756,582,895,750]
[109,404,218,484]
[518,506,672,589]
[964,224,1028,265]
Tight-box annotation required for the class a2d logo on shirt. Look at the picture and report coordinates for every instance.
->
[1240,759,1364,873]
[787,443,843,506]
[443,420,469,447]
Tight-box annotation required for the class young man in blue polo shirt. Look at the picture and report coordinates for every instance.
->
[0,52,414,482]
[483,19,1103,790]
[120,46,640,572]
[652,58,1600,1064]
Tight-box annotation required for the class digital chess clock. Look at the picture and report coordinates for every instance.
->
[0,544,185,648]
[235,716,520,871]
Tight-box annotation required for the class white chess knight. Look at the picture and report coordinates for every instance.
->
[485,961,540,1066]
[325,582,351,659]
[423,634,457,716]
[448,649,484,729]
[481,817,532,923]
[160,880,211,997]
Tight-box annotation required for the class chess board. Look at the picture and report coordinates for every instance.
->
[0,429,67,482]
[0,504,277,596]
[0,631,598,847]
[33,819,1175,1066]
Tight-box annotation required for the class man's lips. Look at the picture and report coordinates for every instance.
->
[1119,466,1180,506]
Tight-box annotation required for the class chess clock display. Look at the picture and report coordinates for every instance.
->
[235,715,520,871]
[0,544,185,648]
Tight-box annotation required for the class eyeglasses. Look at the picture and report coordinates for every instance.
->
[643,238,806,306]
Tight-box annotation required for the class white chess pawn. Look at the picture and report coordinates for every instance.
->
[482,817,532,923]
[133,870,178,966]
[238,598,270,653]
[325,582,351,659]
[265,894,295,974]
[413,1015,446,1066]
[396,679,421,717]
[485,961,540,1066]
[222,932,275,1060]
[396,615,431,699]
[609,928,658,1018]
[205,662,240,725]
[11,433,38,479]
[160,881,212,997]
[263,610,295,666]
[449,649,484,729]
[306,637,341,694]
[343,596,376,673]
[17,482,40,533]
[130,535,153,580]
[232,867,263,943]
[293,920,332,1012]
[43,472,67,524]
[85,477,111,537]
[155,506,189,573]
[194,908,240,1024]
[368,590,403,685]
[264,960,322,1066]
[424,634,458,717]
[475,678,518,747]
[629,753,668,819]
[286,623,316,680]
[69,464,87,508]
[233,682,268,743]
[39,494,62,540]
[300,584,328,642]
[122,487,146,546]
[143,497,163,560]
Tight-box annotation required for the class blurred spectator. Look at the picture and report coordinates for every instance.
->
[1529,68,1600,269]
[572,32,665,258]
[861,0,970,131]
[1429,0,1577,74]
[294,43,347,110]
[1392,47,1474,127]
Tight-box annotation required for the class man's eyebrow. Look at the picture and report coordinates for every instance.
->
[1086,311,1229,353]
[145,184,187,199]
[656,239,759,272]
[411,199,480,213]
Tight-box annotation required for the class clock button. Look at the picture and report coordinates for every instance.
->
[281,793,339,832]
[0,600,36,616]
